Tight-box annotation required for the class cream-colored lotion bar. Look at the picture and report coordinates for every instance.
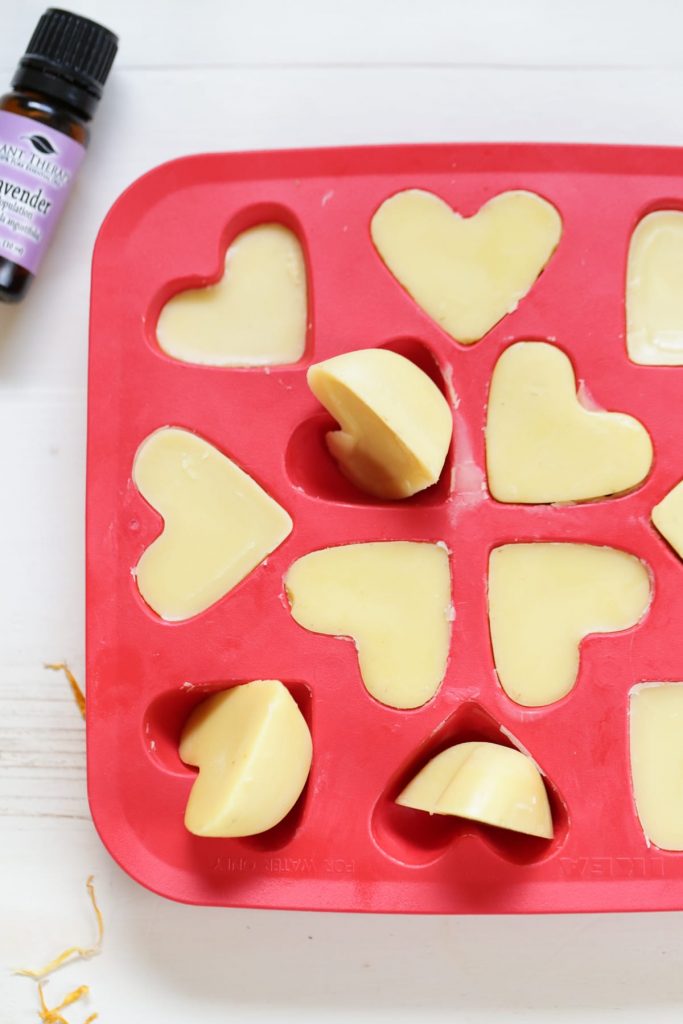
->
[308,348,452,500]
[627,211,683,365]
[652,480,683,558]
[489,544,651,707]
[397,741,553,839]
[133,428,292,621]
[371,189,561,344]
[486,342,653,503]
[157,224,307,366]
[179,680,312,838]
[285,541,451,709]
[630,684,683,850]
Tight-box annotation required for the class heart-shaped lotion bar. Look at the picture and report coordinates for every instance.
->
[157,224,307,366]
[627,211,683,365]
[397,741,553,839]
[371,189,561,344]
[652,480,683,556]
[285,541,451,709]
[630,684,683,850]
[307,348,452,499]
[133,428,292,621]
[489,543,651,707]
[179,681,312,838]
[486,342,653,503]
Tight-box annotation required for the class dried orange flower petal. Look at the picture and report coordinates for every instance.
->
[16,876,103,981]
[45,663,86,719]
[38,981,93,1023]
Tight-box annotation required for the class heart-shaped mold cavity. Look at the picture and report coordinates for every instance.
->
[285,540,452,710]
[652,479,683,559]
[133,427,292,622]
[371,702,568,867]
[486,342,653,504]
[143,681,313,852]
[371,189,562,345]
[626,210,683,366]
[154,210,309,368]
[488,543,652,708]
[630,682,683,850]
[285,338,454,506]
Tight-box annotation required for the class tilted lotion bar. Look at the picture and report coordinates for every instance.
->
[652,480,683,558]
[371,189,561,344]
[133,427,292,621]
[307,348,452,499]
[157,224,307,366]
[179,680,312,838]
[397,741,553,840]
[489,543,651,706]
[627,211,683,365]
[486,342,653,503]
[630,684,683,850]
[285,541,451,709]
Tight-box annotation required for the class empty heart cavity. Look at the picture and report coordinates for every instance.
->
[371,188,561,344]
[156,223,308,367]
[486,342,653,503]
[489,543,652,707]
[132,427,292,621]
[371,702,567,867]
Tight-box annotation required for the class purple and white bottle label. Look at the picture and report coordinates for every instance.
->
[0,111,85,274]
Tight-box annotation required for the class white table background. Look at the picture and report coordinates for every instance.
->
[2,0,683,1019]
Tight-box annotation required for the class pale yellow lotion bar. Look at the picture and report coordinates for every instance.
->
[157,224,307,366]
[133,427,292,621]
[285,541,451,709]
[397,741,553,840]
[371,189,561,344]
[486,342,653,503]
[489,544,651,707]
[627,211,683,365]
[180,680,312,838]
[308,348,452,500]
[652,480,683,557]
[630,684,683,850]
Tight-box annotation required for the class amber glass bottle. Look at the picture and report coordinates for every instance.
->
[0,9,117,302]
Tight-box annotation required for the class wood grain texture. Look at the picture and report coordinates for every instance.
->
[3,0,683,1020]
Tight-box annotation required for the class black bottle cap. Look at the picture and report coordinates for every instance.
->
[12,8,118,119]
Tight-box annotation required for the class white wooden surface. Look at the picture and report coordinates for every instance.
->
[3,1,683,1019]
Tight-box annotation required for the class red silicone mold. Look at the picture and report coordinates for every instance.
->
[88,143,683,913]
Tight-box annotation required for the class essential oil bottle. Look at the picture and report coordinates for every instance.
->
[0,8,118,303]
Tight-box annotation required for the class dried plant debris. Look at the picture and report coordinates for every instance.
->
[16,876,103,1023]
[16,876,103,980]
[38,982,97,1023]
[45,662,86,719]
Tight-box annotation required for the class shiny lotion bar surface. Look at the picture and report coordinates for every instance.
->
[397,741,553,839]
[133,427,292,621]
[286,541,452,709]
[627,211,683,365]
[630,684,683,850]
[179,680,312,838]
[489,543,651,706]
[307,348,452,500]
[157,223,307,366]
[371,189,561,344]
